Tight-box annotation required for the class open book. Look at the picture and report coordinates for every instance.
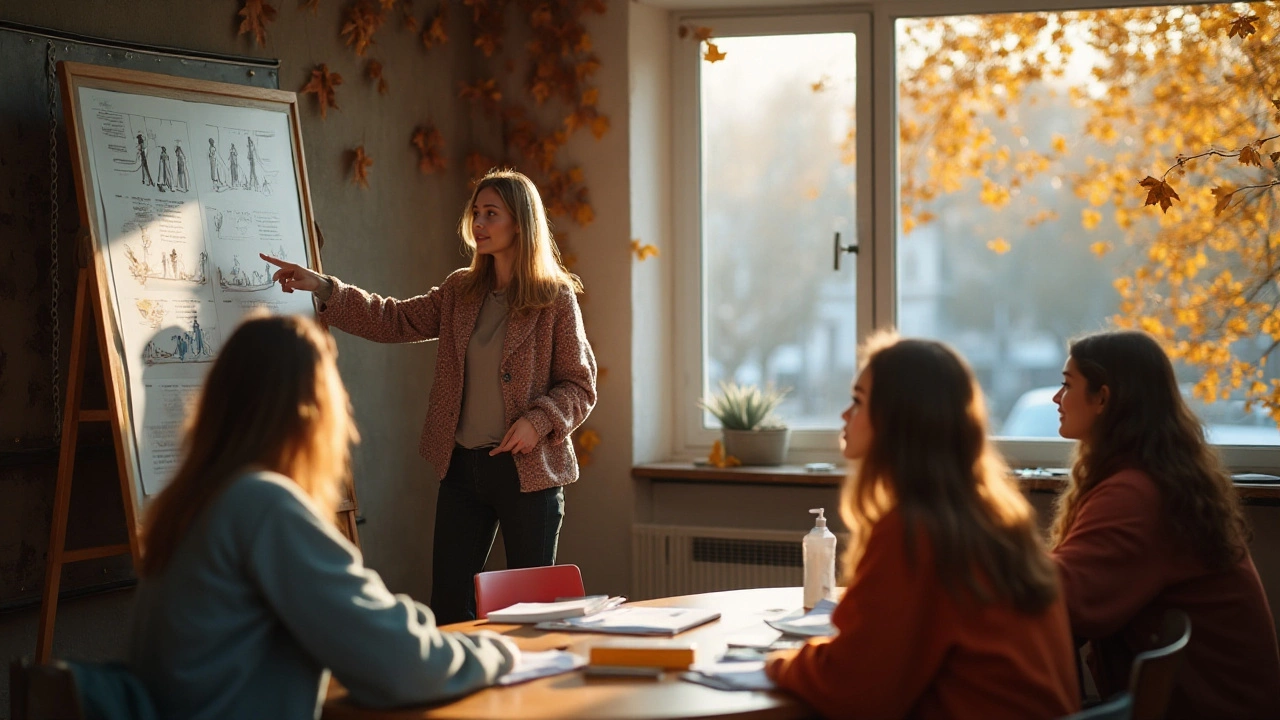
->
[485,595,626,623]
[535,606,721,636]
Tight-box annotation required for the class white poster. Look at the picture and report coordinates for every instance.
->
[78,87,315,496]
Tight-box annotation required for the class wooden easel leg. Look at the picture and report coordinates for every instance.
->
[34,270,92,663]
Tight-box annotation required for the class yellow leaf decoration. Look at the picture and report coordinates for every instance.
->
[631,239,659,261]
[987,238,1011,255]
[704,41,727,63]
[1081,209,1102,230]
[1090,241,1112,257]
[577,428,601,454]
[708,440,741,469]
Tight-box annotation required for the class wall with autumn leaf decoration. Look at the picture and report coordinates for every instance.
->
[0,0,635,697]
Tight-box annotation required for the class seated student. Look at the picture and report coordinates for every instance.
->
[1049,330,1280,719]
[128,314,518,720]
[767,333,1079,720]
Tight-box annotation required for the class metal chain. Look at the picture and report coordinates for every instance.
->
[47,41,62,441]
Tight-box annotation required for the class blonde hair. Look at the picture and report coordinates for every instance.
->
[457,169,583,313]
[842,331,1058,613]
[139,314,358,576]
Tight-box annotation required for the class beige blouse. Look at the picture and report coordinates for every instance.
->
[455,290,508,448]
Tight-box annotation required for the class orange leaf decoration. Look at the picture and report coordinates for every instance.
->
[421,6,448,49]
[572,202,594,226]
[1239,144,1262,167]
[1211,186,1235,216]
[459,78,502,112]
[1138,175,1180,213]
[366,59,389,95]
[465,152,498,181]
[401,3,419,32]
[589,115,610,140]
[378,0,396,10]
[299,0,320,14]
[411,125,447,174]
[581,88,599,107]
[708,440,741,469]
[300,64,343,119]
[703,41,727,63]
[349,146,373,188]
[576,428,601,454]
[341,0,385,57]
[237,0,278,48]
[1227,14,1259,39]
[631,239,659,261]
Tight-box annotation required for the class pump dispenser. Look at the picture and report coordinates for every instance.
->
[803,508,837,609]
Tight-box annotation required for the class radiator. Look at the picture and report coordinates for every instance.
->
[631,524,845,600]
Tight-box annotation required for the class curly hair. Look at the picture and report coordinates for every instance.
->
[1049,330,1250,570]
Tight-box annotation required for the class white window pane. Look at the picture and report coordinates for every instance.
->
[701,33,858,431]
[895,6,1280,446]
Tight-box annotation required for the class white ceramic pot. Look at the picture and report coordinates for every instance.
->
[722,427,791,466]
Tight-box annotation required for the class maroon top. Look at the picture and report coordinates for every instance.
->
[1052,469,1280,719]
[318,268,596,492]
[773,509,1080,720]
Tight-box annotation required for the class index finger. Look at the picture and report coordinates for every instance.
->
[259,253,291,268]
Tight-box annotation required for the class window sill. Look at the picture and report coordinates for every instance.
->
[632,462,1280,502]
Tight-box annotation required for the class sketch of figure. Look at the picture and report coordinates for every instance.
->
[170,249,179,277]
[157,147,173,192]
[172,333,189,361]
[247,137,259,190]
[136,133,155,187]
[229,143,240,188]
[208,138,223,187]
[192,318,205,356]
[174,143,189,192]
[161,253,170,278]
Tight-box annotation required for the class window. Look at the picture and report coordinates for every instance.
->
[671,2,1280,469]
[674,13,872,455]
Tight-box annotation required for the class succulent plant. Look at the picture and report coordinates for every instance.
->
[698,381,790,431]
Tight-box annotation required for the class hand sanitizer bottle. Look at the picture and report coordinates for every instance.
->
[803,508,837,609]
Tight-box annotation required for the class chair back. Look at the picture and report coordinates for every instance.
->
[10,660,84,720]
[1128,609,1191,720]
[474,564,585,619]
[1059,693,1133,720]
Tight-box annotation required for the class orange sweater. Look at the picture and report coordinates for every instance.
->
[1052,469,1280,720]
[771,510,1079,720]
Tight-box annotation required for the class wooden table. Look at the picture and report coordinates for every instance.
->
[322,587,816,720]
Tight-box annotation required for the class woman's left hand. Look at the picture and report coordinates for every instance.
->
[492,418,540,456]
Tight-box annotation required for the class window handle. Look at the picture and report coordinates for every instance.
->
[833,231,859,271]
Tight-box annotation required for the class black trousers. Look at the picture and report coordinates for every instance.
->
[429,445,565,624]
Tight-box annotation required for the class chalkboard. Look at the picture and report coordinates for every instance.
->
[0,21,280,610]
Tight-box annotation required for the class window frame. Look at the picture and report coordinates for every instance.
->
[670,0,1280,472]
[672,10,875,461]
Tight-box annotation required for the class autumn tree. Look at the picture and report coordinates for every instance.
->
[896,2,1280,421]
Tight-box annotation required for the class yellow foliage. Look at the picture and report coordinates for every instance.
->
[1082,209,1102,230]
[987,238,1011,255]
[708,440,741,469]
[1090,241,1112,256]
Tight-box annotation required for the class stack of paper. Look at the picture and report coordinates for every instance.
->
[764,598,838,637]
[681,661,775,691]
[536,606,721,636]
[497,650,586,686]
[485,595,626,623]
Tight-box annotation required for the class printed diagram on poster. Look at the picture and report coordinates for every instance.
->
[73,83,318,498]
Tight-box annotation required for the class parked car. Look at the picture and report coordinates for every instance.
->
[999,385,1280,446]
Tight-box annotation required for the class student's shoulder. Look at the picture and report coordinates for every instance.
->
[1090,468,1161,506]
[216,471,319,528]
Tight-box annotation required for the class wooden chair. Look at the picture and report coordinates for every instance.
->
[9,660,85,720]
[1060,693,1133,720]
[1128,609,1191,720]
[474,564,585,619]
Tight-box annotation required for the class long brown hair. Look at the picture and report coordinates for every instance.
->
[1049,331,1249,569]
[139,314,358,576]
[457,169,583,313]
[843,332,1058,613]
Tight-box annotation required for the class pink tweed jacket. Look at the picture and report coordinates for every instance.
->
[317,268,597,492]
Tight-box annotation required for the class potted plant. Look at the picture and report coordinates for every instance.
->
[699,381,791,466]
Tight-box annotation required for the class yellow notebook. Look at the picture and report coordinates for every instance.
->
[588,639,697,670]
